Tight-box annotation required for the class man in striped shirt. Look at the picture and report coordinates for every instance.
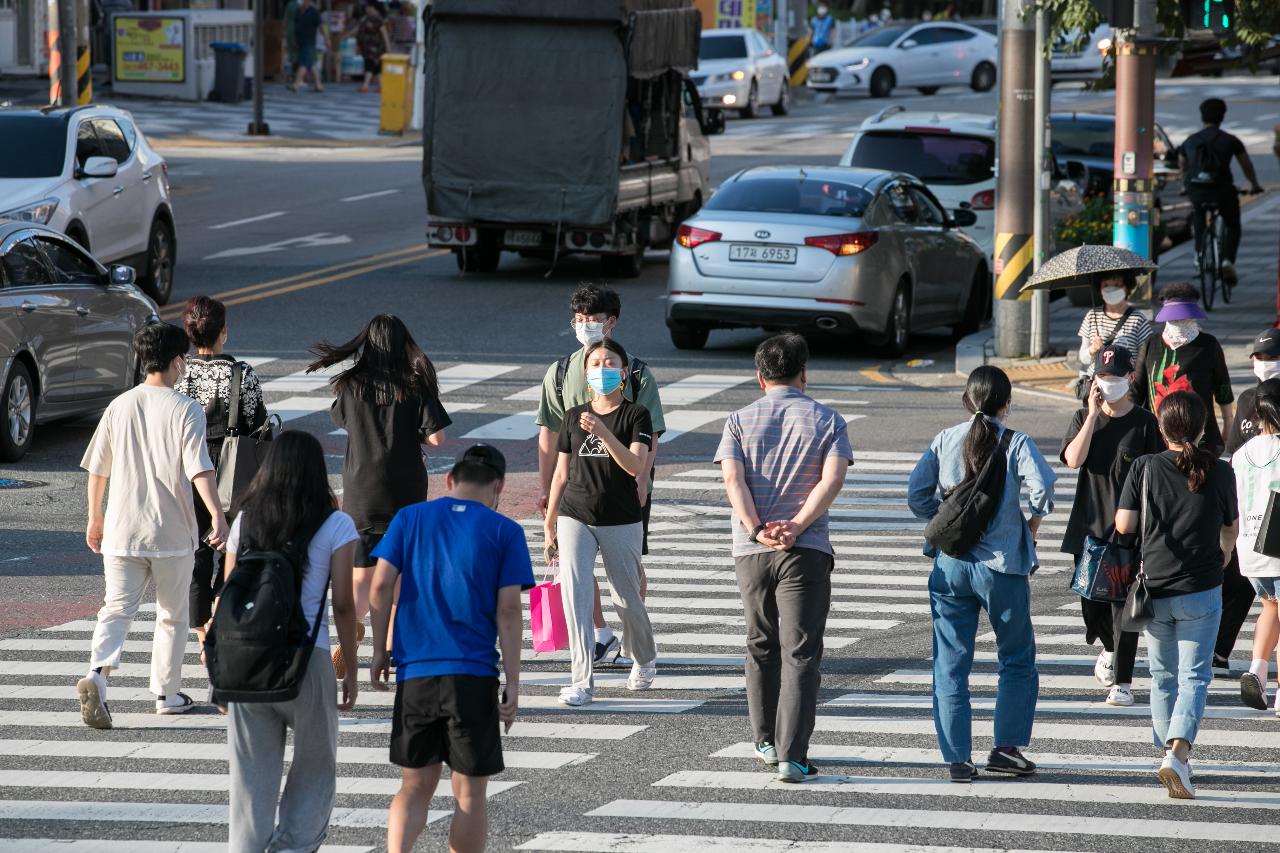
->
[715,334,853,783]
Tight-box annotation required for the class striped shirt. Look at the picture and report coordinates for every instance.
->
[714,385,853,557]
[1076,308,1153,376]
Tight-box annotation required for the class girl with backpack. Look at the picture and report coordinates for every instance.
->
[220,430,361,851]
[907,366,1056,784]
[307,314,451,678]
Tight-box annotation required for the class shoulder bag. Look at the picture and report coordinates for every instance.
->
[1120,465,1155,632]
[1255,491,1280,558]
[216,362,279,514]
[924,428,1015,558]
[1071,527,1138,603]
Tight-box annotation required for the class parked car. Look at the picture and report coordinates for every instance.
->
[839,108,1087,261]
[805,22,997,98]
[692,28,790,118]
[0,105,176,304]
[1051,26,1113,83]
[666,166,988,356]
[0,221,158,461]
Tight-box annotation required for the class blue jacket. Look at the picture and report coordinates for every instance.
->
[908,418,1056,575]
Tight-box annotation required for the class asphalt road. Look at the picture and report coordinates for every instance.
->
[2,75,1279,852]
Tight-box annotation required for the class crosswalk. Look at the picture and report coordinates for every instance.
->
[6,426,1280,849]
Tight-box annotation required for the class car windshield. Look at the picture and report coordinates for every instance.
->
[1050,120,1114,157]
[0,117,67,178]
[699,35,748,61]
[705,177,873,217]
[849,131,994,184]
[849,26,910,48]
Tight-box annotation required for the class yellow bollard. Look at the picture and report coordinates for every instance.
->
[379,53,414,135]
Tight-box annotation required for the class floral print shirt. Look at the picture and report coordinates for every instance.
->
[175,354,267,462]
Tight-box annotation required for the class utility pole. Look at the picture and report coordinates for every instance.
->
[55,0,77,106]
[774,0,788,59]
[1112,0,1158,266]
[248,0,269,135]
[1029,6,1052,357]
[993,0,1036,357]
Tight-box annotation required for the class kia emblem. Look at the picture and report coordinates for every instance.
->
[755,230,771,239]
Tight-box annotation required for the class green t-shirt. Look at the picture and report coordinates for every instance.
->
[535,348,666,435]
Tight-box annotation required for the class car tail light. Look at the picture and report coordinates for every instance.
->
[455,226,471,242]
[571,232,589,248]
[676,224,721,249]
[804,232,878,256]
[969,189,995,210]
[436,225,454,242]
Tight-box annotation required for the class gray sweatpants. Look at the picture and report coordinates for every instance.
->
[557,516,656,690]
[227,646,338,853]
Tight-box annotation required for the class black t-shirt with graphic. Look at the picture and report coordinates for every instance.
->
[1132,333,1234,455]
[1059,405,1165,556]
[557,401,654,526]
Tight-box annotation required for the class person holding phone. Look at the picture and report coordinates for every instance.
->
[1061,346,1164,707]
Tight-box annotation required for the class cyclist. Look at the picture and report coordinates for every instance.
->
[1179,98,1264,286]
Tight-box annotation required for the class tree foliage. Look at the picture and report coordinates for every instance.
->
[1036,0,1278,49]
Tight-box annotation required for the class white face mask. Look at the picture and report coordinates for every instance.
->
[1255,360,1280,382]
[1163,319,1200,348]
[1100,287,1127,306]
[1096,375,1130,402]
[573,321,606,347]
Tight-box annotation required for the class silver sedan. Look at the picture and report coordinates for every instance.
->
[0,221,157,461]
[666,166,990,355]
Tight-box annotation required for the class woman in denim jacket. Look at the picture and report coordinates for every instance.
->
[908,365,1056,784]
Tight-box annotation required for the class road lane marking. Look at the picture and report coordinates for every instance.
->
[436,363,521,394]
[516,833,1033,853]
[204,232,353,261]
[462,412,539,441]
[809,715,1280,747]
[0,800,447,829]
[822,692,1273,721]
[1,842,372,853]
[856,366,896,384]
[659,410,731,443]
[657,374,750,407]
[207,211,286,230]
[340,189,400,202]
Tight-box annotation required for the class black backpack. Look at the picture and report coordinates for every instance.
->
[1186,129,1226,186]
[204,511,333,703]
[925,429,1015,558]
[554,353,648,409]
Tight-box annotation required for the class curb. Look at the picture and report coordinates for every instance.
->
[147,132,423,150]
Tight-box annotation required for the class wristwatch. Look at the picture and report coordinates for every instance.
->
[749,523,766,544]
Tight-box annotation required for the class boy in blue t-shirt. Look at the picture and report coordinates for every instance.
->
[369,444,534,853]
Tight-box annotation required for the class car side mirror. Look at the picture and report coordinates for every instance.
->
[951,208,979,227]
[900,39,918,49]
[1065,160,1087,182]
[701,108,726,136]
[79,156,118,179]
[109,264,136,285]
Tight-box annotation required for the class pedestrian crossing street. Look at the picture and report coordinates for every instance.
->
[4,443,1280,849]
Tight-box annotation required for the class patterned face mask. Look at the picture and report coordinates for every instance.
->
[1163,319,1200,349]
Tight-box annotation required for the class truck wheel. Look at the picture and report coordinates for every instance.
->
[456,240,500,274]
[669,323,709,350]
[602,246,643,279]
[739,80,759,119]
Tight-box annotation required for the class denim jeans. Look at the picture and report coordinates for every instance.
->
[1145,585,1222,749]
[929,556,1038,764]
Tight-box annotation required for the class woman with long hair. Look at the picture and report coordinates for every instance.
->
[908,365,1055,783]
[308,314,450,676]
[222,430,360,851]
[1115,391,1238,800]
[1231,378,1280,715]
[175,296,267,659]
[543,338,658,708]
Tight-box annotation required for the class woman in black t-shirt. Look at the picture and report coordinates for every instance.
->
[1116,391,1238,801]
[307,314,451,677]
[543,339,658,708]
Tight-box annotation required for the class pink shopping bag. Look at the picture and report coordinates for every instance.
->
[529,576,569,653]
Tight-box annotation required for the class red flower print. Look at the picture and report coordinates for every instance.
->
[1153,364,1193,409]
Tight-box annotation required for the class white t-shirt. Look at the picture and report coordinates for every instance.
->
[1232,434,1280,578]
[226,510,358,651]
[80,384,213,557]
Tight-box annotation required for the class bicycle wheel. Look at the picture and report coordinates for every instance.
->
[1199,236,1216,311]
[1215,217,1231,304]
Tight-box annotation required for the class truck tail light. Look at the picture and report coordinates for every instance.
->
[804,232,878,256]
[969,189,995,210]
[676,224,721,249]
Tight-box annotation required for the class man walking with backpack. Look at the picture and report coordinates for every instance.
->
[1180,97,1264,285]
[716,334,852,783]
[535,283,665,666]
[77,322,229,728]
[368,444,534,853]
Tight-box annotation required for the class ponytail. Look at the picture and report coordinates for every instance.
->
[960,365,1012,482]
[1158,391,1213,493]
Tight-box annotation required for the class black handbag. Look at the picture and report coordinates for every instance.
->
[1254,491,1280,558]
[1119,469,1155,632]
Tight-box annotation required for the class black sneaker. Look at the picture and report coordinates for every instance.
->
[985,747,1036,776]
[949,761,978,783]
[592,635,621,665]
[777,759,819,783]
[1241,672,1270,711]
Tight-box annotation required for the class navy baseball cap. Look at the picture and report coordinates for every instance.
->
[1094,345,1134,376]
[1252,328,1280,358]
[456,444,506,477]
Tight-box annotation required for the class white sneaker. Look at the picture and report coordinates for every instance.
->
[627,662,658,691]
[558,686,593,707]
[1157,754,1195,799]
[76,671,112,730]
[155,692,195,715]
[1094,651,1115,687]
[1105,685,1135,707]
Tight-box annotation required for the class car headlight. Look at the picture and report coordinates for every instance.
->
[0,198,58,224]
[1097,37,1112,54]
[731,69,746,80]
[845,58,871,71]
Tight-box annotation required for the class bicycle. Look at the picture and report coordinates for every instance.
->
[1194,200,1228,311]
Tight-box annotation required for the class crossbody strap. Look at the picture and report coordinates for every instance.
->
[227,361,245,435]
[1102,307,1135,347]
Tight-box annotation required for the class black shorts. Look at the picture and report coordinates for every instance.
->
[390,675,504,777]
[355,529,385,568]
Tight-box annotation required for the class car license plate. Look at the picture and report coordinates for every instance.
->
[729,244,797,264]
[504,229,542,248]
[809,68,835,83]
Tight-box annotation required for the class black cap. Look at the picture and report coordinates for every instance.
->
[1252,328,1280,358]
[456,444,506,477]
[1094,345,1134,376]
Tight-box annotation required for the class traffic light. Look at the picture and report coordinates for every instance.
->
[1181,0,1236,34]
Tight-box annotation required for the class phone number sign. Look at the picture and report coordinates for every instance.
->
[114,16,186,83]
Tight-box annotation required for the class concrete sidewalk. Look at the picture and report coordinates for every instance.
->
[957,192,1280,399]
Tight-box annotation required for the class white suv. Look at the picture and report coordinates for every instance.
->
[0,105,176,304]
[839,107,1085,260]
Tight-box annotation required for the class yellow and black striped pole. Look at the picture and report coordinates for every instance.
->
[788,34,810,87]
[993,232,1034,302]
[76,43,92,104]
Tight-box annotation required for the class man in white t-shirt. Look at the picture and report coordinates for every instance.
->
[77,322,229,729]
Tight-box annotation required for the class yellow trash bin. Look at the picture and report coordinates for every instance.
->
[379,53,414,134]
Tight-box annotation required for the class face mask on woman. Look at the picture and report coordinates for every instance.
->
[574,321,606,347]
[1100,286,1127,306]
[1096,375,1130,402]
[1255,360,1280,382]
[586,366,624,396]
[1163,319,1200,348]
